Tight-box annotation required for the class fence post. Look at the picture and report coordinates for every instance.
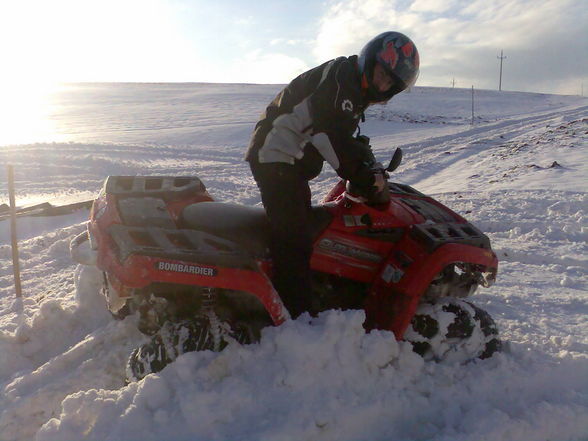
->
[7,165,23,298]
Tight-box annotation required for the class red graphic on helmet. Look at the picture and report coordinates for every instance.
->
[379,42,398,70]
[401,42,414,57]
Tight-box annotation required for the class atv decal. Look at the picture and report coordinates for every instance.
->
[156,261,217,277]
[341,99,353,112]
[379,42,399,70]
[318,238,382,263]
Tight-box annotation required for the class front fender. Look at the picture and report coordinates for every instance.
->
[365,243,498,339]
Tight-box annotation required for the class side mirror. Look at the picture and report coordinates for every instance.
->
[386,148,403,172]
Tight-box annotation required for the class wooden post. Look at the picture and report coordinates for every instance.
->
[7,165,23,298]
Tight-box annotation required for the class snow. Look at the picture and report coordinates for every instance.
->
[0,83,587,441]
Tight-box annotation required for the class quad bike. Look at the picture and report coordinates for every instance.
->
[71,140,501,381]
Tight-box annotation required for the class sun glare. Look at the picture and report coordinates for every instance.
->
[0,82,62,146]
[0,0,186,146]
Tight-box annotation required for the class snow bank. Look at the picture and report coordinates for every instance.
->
[0,263,143,441]
[36,310,588,441]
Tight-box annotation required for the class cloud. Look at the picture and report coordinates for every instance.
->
[312,0,587,94]
[410,0,455,13]
[313,0,402,62]
[270,38,309,47]
[225,50,310,84]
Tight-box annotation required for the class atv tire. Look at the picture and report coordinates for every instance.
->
[126,316,256,382]
[404,298,501,363]
[126,316,219,382]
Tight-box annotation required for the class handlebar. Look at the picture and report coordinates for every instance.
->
[345,151,402,206]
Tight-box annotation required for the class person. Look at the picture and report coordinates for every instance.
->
[245,31,420,318]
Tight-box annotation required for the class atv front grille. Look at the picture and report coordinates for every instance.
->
[108,224,256,269]
[411,222,491,252]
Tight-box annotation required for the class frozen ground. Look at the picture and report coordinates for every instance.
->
[0,83,586,441]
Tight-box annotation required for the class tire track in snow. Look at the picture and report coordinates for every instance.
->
[391,104,588,188]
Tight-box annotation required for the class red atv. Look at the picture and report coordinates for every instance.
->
[71,145,501,381]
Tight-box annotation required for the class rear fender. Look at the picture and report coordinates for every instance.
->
[106,256,290,325]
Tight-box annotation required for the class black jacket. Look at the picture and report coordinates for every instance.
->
[246,55,376,188]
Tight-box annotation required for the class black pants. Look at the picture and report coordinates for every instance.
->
[250,161,313,318]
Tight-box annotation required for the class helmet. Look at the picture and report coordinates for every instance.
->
[358,31,420,102]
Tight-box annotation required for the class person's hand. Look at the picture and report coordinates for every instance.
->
[373,172,386,192]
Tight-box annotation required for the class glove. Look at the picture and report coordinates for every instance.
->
[373,172,386,192]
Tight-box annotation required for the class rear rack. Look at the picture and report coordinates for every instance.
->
[108,224,256,269]
[104,176,207,200]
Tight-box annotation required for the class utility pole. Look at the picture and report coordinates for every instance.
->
[497,50,506,91]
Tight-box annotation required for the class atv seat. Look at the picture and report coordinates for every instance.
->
[181,202,332,257]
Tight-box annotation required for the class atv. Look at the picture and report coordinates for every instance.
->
[71,141,501,381]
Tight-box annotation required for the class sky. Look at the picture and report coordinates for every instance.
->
[0,0,586,95]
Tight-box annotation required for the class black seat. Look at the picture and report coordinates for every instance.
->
[181,202,332,256]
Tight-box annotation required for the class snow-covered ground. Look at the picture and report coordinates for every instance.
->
[0,83,586,441]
